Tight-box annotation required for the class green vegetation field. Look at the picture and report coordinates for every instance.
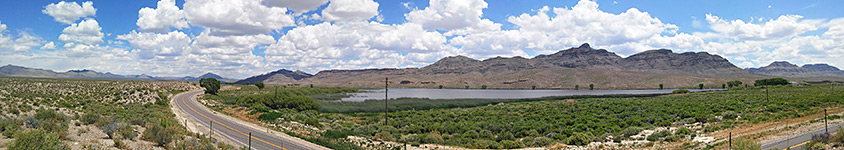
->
[207,83,844,149]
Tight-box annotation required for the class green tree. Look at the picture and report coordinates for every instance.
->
[589,84,594,90]
[754,78,789,86]
[439,85,443,89]
[575,85,580,90]
[727,80,743,87]
[699,84,704,89]
[481,85,488,89]
[255,82,265,89]
[531,85,536,90]
[659,84,664,90]
[200,78,221,95]
[465,85,470,89]
[722,84,726,89]
[6,129,68,150]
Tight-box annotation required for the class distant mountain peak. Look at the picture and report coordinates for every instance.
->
[233,68,314,84]
[578,43,591,49]
[766,61,799,68]
[197,72,224,79]
[802,63,841,72]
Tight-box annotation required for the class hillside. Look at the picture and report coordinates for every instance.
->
[746,61,844,78]
[0,65,237,82]
[232,69,313,85]
[260,43,766,89]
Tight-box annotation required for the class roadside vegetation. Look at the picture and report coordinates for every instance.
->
[0,77,234,149]
[204,83,843,149]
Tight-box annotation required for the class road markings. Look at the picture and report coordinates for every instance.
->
[785,131,839,149]
[180,92,288,150]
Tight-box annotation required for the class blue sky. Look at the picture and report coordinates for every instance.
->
[1,0,843,78]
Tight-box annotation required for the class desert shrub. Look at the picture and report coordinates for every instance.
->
[832,127,844,144]
[142,123,178,146]
[589,84,594,90]
[659,84,664,89]
[672,89,691,94]
[237,93,321,111]
[24,116,39,129]
[303,117,321,127]
[101,122,122,139]
[731,138,761,150]
[647,130,671,141]
[481,85,488,89]
[374,131,394,141]
[80,113,100,125]
[497,131,514,141]
[500,140,523,149]
[533,137,553,146]
[257,112,283,122]
[118,124,137,140]
[729,87,745,91]
[566,132,591,146]
[622,127,643,138]
[551,132,566,140]
[675,127,692,136]
[324,129,354,139]
[6,129,68,150]
[463,130,479,139]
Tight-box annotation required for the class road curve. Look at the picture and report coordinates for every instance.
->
[174,90,324,150]
[761,121,844,150]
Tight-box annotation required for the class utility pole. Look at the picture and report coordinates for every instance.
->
[248,132,252,149]
[765,87,769,102]
[385,77,389,126]
[729,132,732,150]
[209,121,213,139]
[825,109,829,134]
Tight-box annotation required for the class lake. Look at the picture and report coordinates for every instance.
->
[339,88,720,101]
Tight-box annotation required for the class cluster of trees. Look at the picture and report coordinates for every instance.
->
[755,78,789,86]
[727,80,743,88]
[237,93,321,111]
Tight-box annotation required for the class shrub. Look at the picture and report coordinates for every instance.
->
[439,85,443,89]
[257,112,283,122]
[729,87,745,91]
[731,138,761,150]
[142,123,177,146]
[255,82,265,89]
[80,113,100,125]
[500,140,523,149]
[647,130,671,141]
[465,86,469,89]
[7,129,68,150]
[531,85,536,90]
[566,132,591,146]
[755,78,789,86]
[575,85,580,90]
[551,132,566,140]
[622,127,643,138]
[463,130,479,138]
[118,124,137,140]
[659,84,664,90]
[324,129,354,139]
[675,127,692,136]
[533,137,553,147]
[481,85,488,89]
[374,131,394,141]
[672,89,691,94]
[699,84,704,89]
[101,122,122,139]
[589,84,594,90]
[303,117,321,127]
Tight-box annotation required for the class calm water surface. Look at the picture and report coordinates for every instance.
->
[340,88,720,101]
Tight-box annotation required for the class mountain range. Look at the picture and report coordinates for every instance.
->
[239,43,772,89]
[0,65,235,83]
[746,61,844,78]
[4,43,842,89]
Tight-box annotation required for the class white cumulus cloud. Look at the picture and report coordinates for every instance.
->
[42,1,97,24]
[405,0,491,31]
[261,0,328,14]
[184,0,295,35]
[137,0,189,32]
[58,19,104,45]
[706,14,818,41]
[117,31,191,60]
[41,42,56,50]
[321,0,380,22]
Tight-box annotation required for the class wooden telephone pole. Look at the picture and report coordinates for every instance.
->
[385,77,389,126]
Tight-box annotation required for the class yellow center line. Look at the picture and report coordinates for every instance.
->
[181,92,287,150]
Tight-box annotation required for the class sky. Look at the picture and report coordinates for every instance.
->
[1,0,843,79]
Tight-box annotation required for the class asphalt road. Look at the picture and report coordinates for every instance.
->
[174,90,312,150]
[761,121,844,150]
